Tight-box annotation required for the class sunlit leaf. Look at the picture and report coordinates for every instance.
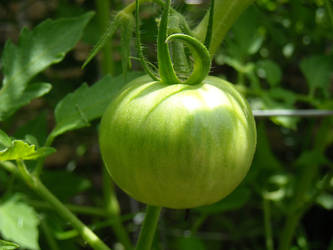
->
[0,239,20,250]
[0,140,55,161]
[0,198,39,250]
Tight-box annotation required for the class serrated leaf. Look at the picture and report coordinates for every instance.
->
[10,82,52,111]
[0,239,20,250]
[50,72,143,138]
[0,12,94,121]
[300,55,333,98]
[0,199,39,250]
[0,140,55,161]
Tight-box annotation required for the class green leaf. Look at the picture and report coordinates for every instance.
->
[194,187,251,215]
[0,239,20,250]
[256,60,282,86]
[51,72,143,138]
[0,130,12,148]
[0,12,94,121]
[8,82,52,114]
[0,198,39,250]
[0,140,55,161]
[300,55,333,98]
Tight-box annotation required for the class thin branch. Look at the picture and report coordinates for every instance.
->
[253,109,333,118]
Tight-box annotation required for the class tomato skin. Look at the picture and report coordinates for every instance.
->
[99,75,256,209]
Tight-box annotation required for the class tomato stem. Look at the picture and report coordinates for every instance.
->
[135,0,159,80]
[102,168,133,250]
[204,0,215,50]
[135,205,162,250]
[157,0,180,84]
[263,198,274,250]
[157,0,211,85]
[96,0,116,76]
[3,160,112,250]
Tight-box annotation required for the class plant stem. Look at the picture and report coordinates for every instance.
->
[96,0,116,76]
[278,165,317,250]
[55,214,136,240]
[34,172,111,250]
[194,0,255,56]
[33,134,55,177]
[97,0,134,246]
[263,198,274,250]
[279,118,333,250]
[103,168,133,249]
[135,205,162,250]
[204,0,215,50]
[3,161,111,250]
[28,200,108,217]
[123,0,163,14]
[191,213,208,235]
[135,0,159,80]
[157,0,180,84]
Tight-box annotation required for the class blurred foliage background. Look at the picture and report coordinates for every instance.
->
[0,0,332,249]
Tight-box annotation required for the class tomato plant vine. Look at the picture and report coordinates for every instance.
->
[0,0,332,250]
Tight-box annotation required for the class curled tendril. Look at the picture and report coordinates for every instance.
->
[157,0,211,85]
[166,34,211,85]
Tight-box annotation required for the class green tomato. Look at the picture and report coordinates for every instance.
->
[99,75,256,209]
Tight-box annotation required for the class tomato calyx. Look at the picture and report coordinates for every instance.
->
[136,0,211,86]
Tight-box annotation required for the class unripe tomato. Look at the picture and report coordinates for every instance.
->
[99,75,256,209]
